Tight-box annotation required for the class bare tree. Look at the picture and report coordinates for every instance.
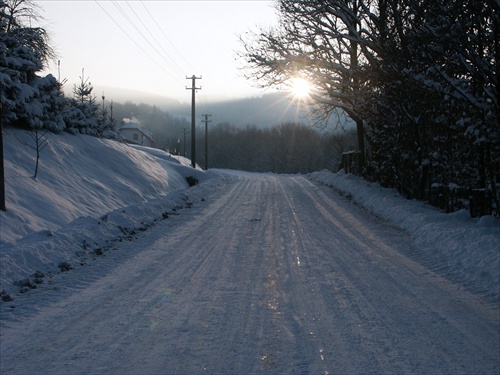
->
[238,0,381,170]
[2,0,56,66]
[16,128,49,179]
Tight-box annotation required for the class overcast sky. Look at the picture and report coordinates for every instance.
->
[38,0,278,103]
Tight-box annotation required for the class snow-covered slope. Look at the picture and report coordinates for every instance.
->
[0,128,197,244]
[0,128,211,294]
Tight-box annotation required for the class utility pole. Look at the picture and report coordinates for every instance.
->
[186,75,201,168]
[182,127,188,157]
[202,114,212,170]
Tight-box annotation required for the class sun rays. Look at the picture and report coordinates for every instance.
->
[289,77,312,99]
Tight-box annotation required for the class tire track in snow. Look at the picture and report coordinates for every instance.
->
[272,176,498,373]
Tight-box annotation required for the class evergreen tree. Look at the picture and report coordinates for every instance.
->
[63,68,99,135]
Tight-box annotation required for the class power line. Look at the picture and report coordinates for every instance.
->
[96,0,208,117]
[198,88,209,119]
[134,1,187,76]
[140,0,199,74]
[94,0,183,84]
[111,0,185,82]
[121,1,186,77]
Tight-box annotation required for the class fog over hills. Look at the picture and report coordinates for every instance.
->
[64,84,346,129]
[166,93,321,128]
[63,84,183,110]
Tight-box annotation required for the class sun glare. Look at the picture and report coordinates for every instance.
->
[290,77,312,99]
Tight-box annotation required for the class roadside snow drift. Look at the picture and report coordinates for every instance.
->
[309,170,500,305]
[1,128,193,244]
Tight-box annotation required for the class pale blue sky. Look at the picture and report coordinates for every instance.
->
[38,1,278,103]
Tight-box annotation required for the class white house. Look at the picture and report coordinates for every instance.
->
[118,121,156,148]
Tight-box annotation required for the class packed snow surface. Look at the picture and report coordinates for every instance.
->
[0,128,499,374]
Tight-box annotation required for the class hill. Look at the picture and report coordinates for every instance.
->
[75,85,347,129]
[0,127,206,245]
[166,92,324,128]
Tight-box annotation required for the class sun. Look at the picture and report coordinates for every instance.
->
[289,77,312,99]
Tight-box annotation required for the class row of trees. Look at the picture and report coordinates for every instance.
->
[0,0,115,136]
[240,0,499,215]
[198,122,356,173]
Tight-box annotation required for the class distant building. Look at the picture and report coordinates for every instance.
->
[118,121,156,148]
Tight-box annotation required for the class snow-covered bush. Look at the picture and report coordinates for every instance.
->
[0,0,65,131]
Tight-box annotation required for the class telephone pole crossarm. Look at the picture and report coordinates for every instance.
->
[186,75,202,169]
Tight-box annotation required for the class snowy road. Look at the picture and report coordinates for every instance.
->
[1,174,498,374]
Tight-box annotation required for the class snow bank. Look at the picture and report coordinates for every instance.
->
[0,127,216,295]
[0,176,223,295]
[309,170,500,304]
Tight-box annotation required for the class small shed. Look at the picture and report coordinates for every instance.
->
[118,121,156,147]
